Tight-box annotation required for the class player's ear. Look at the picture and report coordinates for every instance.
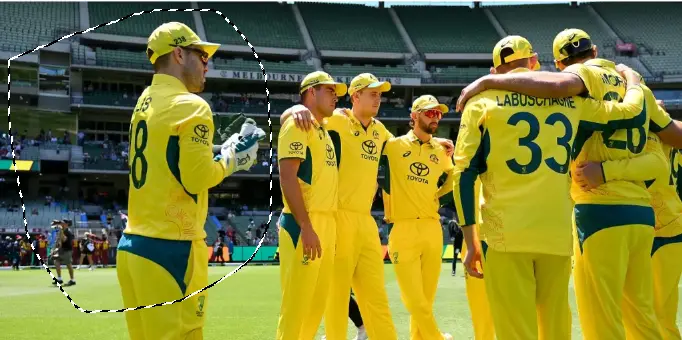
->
[489,66,497,75]
[592,45,598,59]
[554,60,563,72]
[530,53,539,70]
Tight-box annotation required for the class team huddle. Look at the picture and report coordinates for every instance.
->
[276,28,682,340]
[115,21,682,340]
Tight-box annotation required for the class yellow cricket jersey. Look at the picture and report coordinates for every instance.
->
[325,109,392,214]
[278,117,338,214]
[453,68,647,256]
[379,130,454,223]
[126,74,228,241]
[564,59,672,206]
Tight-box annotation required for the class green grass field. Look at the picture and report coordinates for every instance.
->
[1,263,680,339]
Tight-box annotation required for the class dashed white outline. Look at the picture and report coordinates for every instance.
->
[6,8,273,314]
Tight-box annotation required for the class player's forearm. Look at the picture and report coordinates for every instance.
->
[461,224,479,251]
[602,152,667,183]
[280,173,313,231]
[482,71,584,98]
[657,120,682,149]
[453,169,477,226]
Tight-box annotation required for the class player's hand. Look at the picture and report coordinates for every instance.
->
[300,226,322,261]
[219,121,266,176]
[615,64,641,86]
[463,246,484,279]
[290,105,315,131]
[574,161,605,190]
[456,75,489,112]
[433,137,454,157]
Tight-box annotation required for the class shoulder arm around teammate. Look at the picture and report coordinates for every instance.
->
[600,132,667,184]
[575,84,646,132]
[452,96,487,228]
[176,96,227,194]
[649,88,682,149]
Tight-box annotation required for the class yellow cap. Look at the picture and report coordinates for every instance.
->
[147,22,220,64]
[411,95,449,114]
[553,28,593,62]
[348,73,391,96]
[492,35,541,71]
[299,71,347,97]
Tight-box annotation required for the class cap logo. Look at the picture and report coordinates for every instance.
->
[568,33,577,42]
[173,36,187,45]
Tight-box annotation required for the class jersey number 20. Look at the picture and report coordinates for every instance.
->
[506,112,572,175]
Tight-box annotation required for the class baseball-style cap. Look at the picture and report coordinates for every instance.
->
[299,71,347,97]
[348,73,391,96]
[493,35,541,71]
[553,28,593,62]
[147,22,221,64]
[411,95,449,114]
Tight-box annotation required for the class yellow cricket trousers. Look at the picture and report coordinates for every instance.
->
[652,234,682,340]
[276,212,337,340]
[324,210,396,340]
[573,204,661,340]
[388,219,446,340]
[481,242,572,340]
[460,240,495,340]
[116,233,208,340]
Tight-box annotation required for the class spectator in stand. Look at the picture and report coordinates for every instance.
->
[246,228,253,245]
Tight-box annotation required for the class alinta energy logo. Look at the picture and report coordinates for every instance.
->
[6,8,273,314]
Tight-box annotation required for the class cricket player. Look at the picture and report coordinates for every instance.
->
[116,22,263,340]
[380,95,455,340]
[281,73,455,340]
[276,71,345,340]
[455,35,651,340]
[455,29,680,340]
[576,100,682,340]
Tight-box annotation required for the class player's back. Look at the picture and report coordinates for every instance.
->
[565,59,651,206]
[469,89,587,255]
[126,79,213,241]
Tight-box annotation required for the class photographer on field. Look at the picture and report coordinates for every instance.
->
[50,219,76,286]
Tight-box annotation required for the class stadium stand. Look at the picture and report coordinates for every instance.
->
[298,3,408,52]
[592,2,682,76]
[490,4,613,62]
[430,66,490,84]
[0,2,78,53]
[324,63,420,78]
[394,5,500,53]
[199,2,305,49]
[88,2,196,37]
[213,57,315,74]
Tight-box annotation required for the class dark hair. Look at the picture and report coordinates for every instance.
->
[559,47,595,68]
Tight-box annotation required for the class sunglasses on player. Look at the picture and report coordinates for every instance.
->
[170,45,209,65]
[420,109,443,119]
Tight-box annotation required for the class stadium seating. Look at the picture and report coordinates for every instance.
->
[88,2,196,37]
[0,2,78,53]
[394,6,500,53]
[213,57,315,75]
[82,91,138,107]
[592,3,682,75]
[93,47,151,70]
[324,63,420,78]
[431,66,489,83]
[490,4,612,63]
[298,3,408,52]
[199,2,305,49]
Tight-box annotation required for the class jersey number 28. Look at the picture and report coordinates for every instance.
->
[506,111,572,175]
[129,96,152,189]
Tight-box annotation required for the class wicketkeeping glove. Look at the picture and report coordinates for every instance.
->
[216,119,266,177]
